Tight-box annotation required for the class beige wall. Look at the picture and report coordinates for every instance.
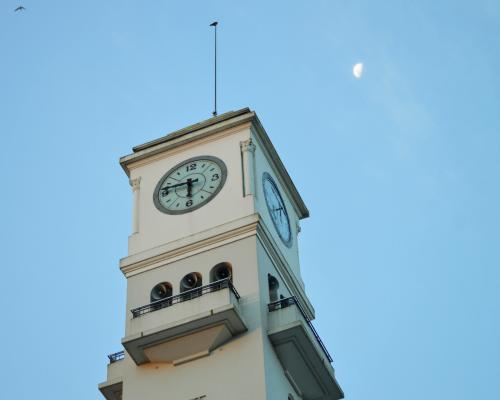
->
[127,126,254,256]
[113,232,303,400]
[121,329,267,400]
[125,123,305,287]
[116,234,300,400]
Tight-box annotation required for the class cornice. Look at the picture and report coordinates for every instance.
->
[123,122,252,175]
[133,108,252,152]
[119,212,315,320]
[120,214,260,277]
[120,111,254,177]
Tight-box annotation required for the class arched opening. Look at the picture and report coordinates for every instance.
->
[268,274,279,302]
[210,262,233,283]
[180,272,202,299]
[150,282,173,309]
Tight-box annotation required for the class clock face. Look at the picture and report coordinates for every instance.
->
[262,172,292,247]
[153,156,227,215]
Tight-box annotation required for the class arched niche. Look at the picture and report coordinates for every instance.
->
[268,274,279,302]
[210,262,233,283]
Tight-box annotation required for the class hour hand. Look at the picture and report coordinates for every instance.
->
[161,178,200,196]
[161,181,185,194]
[161,183,180,196]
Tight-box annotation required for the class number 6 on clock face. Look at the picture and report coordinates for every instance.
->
[153,156,227,215]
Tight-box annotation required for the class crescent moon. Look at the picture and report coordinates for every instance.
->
[353,63,364,79]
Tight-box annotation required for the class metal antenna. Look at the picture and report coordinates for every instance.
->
[210,21,218,116]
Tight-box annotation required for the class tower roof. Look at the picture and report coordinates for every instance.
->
[132,108,252,153]
[120,108,309,219]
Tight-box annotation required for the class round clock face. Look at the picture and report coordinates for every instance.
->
[262,172,292,247]
[153,156,227,215]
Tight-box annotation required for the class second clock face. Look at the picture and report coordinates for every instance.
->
[153,156,227,215]
[262,172,292,247]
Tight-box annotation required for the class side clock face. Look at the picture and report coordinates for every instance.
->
[262,172,292,247]
[153,156,227,215]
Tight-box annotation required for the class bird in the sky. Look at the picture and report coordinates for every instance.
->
[14,6,26,12]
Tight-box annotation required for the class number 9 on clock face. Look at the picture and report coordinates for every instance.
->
[153,156,227,215]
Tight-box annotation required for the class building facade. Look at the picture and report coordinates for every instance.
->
[98,108,343,400]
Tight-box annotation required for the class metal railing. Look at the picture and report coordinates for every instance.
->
[108,350,124,363]
[268,296,333,363]
[131,278,240,318]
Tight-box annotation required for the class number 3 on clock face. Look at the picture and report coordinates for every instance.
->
[153,156,227,215]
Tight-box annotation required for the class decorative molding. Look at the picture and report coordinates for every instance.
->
[119,212,315,320]
[240,138,256,154]
[133,108,251,152]
[129,177,141,234]
[296,219,301,234]
[120,112,254,176]
[124,124,250,175]
[240,138,256,197]
[129,177,141,191]
[120,214,260,277]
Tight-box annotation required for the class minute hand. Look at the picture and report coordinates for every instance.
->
[162,178,199,192]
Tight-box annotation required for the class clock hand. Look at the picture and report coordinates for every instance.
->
[271,206,284,224]
[161,178,199,194]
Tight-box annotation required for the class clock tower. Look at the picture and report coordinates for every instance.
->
[98,108,343,400]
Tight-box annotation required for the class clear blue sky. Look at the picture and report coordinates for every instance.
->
[1,1,499,399]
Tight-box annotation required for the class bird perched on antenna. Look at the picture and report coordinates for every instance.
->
[14,6,26,12]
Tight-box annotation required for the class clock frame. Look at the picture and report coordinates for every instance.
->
[153,155,227,215]
[262,172,293,247]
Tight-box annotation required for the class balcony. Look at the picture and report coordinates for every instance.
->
[98,351,124,400]
[268,297,344,400]
[122,279,247,365]
[108,350,125,363]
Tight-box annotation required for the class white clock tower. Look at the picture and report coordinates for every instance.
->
[98,108,343,400]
